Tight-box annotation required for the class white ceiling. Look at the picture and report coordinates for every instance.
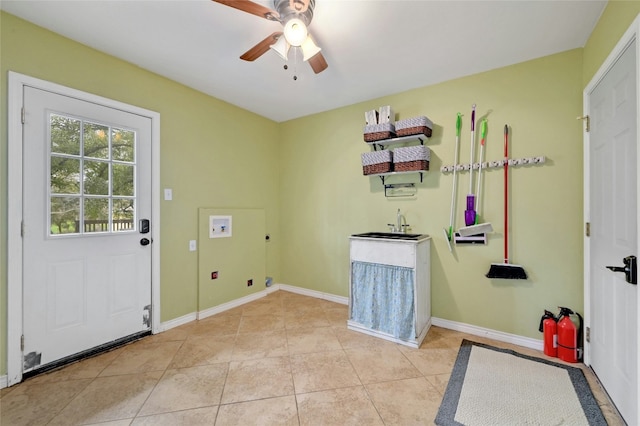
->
[2,0,606,122]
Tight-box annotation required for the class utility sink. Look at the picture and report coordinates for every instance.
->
[351,232,429,241]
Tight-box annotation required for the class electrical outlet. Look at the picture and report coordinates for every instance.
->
[534,156,546,164]
[247,279,253,287]
[189,240,197,251]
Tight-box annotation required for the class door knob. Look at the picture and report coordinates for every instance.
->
[606,255,637,285]
[140,238,150,246]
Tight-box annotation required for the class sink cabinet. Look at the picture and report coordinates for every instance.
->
[348,235,431,348]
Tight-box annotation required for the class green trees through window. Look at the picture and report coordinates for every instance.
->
[49,114,136,235]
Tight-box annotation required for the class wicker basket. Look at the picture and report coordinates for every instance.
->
[395,116,433,137]
[393,145,430,171]
[364,123,396,142]
[363,162,393,175]
[361,150,393,175]
[395,160,429,172]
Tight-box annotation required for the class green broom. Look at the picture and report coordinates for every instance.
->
[486,125,527,279]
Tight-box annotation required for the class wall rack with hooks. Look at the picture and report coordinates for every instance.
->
[440,156,547,173]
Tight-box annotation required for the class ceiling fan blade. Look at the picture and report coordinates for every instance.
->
[308,51,328,74]
[212,0,279,21]
[240,32,283,61]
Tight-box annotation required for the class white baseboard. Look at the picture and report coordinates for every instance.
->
[277,283,349,305]
[197,290,269,320]
[0,375,7,389]
[431,317,543,351]
[158,312,198,332]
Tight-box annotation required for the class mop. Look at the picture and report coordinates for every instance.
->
[486,125,527,279]
[458,118,493,237]
[464,104,477,227]
[443,113,462,252]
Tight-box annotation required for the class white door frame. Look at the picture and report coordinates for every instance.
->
[6,71,161,386]
[583,13,640,402]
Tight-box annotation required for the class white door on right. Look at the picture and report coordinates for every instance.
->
[589,39,637,426]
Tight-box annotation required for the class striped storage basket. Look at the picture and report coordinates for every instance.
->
[395,116,433,137]
[361,150,393,175]
[364,123,396,142]
[393,145,430,172]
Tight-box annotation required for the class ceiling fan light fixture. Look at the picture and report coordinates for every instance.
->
[301,35,321,62]
[283,18,308,47]
[269,35,290,60]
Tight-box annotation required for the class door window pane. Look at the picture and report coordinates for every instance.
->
[50,115,80,156]
[50,197,80,235]
[112,128,134,162]
[83,122,110,159]
[83,160,109,195]
[84,198,110,233]
[51,156,81,194]
[113,199,134,232]
[112,164,134,196]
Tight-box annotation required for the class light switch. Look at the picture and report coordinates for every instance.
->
[164,188,173,201]
[189,240,197,251]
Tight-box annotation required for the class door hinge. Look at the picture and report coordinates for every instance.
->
[586,326,590,343]
[20,334,24,351]
[577,115,590,132]
[585,222,590,237]
[21,107,25,124]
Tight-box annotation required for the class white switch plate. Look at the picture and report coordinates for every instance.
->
[189,240,197,251]
[164,188,173,201]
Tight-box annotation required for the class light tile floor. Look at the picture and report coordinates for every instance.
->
[0,290,625,425]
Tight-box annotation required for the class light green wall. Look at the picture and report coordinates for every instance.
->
[0,12,281,375]
[280,49,585,339]
[583,0,640,85]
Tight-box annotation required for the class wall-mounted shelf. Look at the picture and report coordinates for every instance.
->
[367,134,426,151]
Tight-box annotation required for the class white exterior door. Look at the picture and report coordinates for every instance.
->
[21,86,153,373]
[587,37,638,425]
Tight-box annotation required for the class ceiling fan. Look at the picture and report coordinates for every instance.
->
[213,0,328,74]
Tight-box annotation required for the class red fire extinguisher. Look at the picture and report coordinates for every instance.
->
[557,307,583,363]
[538,310,558,357]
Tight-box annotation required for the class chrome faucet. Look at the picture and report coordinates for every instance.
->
[397,209,407,233]
[387,209,408,233]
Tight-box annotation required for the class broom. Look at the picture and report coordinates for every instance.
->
[486,125,527,279]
